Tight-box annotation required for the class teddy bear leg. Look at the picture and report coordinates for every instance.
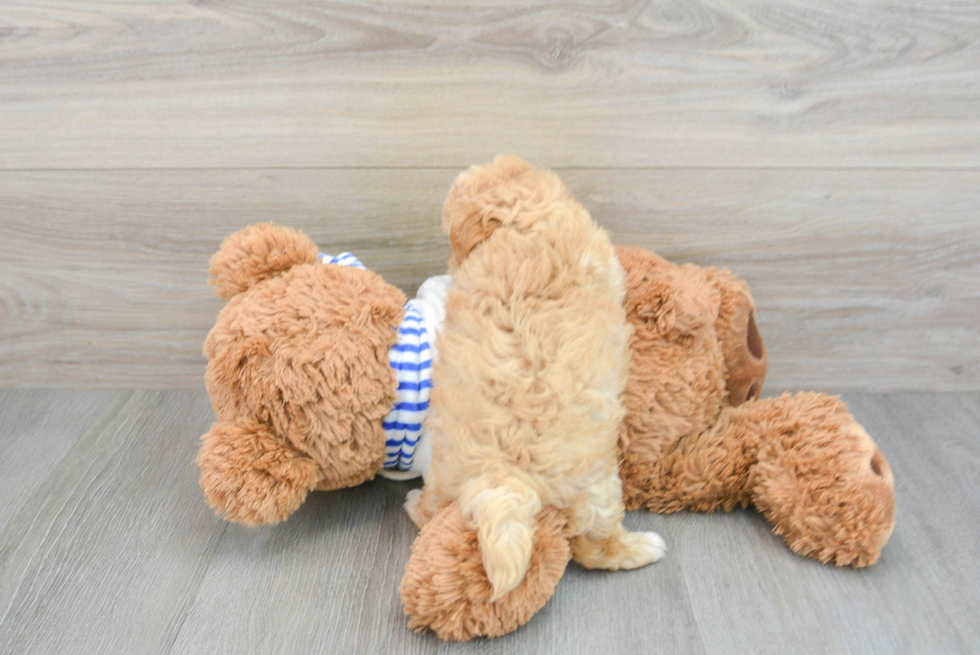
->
[623,393,895,566]
[197,418,323,526]
[400,502,572,641]
[748,393,896,567]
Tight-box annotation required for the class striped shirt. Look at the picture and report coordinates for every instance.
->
[317,252,366,270]
[382,301,432,471]
[319,253,449,477]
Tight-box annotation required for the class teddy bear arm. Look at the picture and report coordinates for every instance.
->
[197,417,323,526]
[699,392,896,566]
[744,392,896,566]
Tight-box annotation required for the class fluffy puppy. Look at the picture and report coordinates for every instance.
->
[406,156,664,600]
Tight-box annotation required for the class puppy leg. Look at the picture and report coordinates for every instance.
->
[405,481,446,529]
[571,469,666,570]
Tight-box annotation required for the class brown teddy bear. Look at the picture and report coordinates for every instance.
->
[197,213,895,640]
[199,223,415,526]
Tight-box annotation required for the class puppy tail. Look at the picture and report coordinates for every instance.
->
[459,476,543,601]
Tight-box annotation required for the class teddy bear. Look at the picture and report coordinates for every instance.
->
[197,222,451,526]
[196,203,895,640]
[397,175,896,641]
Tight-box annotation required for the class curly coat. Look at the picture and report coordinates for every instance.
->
[404,156,664,603]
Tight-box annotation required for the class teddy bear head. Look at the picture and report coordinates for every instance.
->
[616,245,895,566]
[617,245,768,452]
[198,223,406,525]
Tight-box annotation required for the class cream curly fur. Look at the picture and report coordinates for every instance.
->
[406,156,664,600]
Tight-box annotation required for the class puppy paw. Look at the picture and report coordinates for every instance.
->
[621,531,667,568]
[572,529,666,570]
[404,488,424,527]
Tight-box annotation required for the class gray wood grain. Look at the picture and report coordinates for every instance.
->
[1,1,978,169]
[0,389,117,531]
[0,391,977,653]
[843,393,980,649]
[647,392,980,655]
[171,483,704,655]
[577,169,980,394]
[2,168,976,390]
[0,390,226,655]
[0,168,453,389]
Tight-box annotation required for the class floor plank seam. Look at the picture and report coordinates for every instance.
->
[161,521,230,655]
[0,392,132,632]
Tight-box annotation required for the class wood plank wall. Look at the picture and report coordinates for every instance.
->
[1,1,978,390]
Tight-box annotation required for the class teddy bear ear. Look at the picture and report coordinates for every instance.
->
[197,418,323,526]
[208,223,319,300]
[625,265,719,337]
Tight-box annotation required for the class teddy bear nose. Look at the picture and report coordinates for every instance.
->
[747,312,764,359]
[870,449,886,477]
[724,309,768,407]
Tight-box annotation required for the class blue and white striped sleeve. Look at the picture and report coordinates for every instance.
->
[317,252,366,270]
[382,301,433,471]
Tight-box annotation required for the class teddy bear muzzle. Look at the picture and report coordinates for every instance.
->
[727,310,769,406]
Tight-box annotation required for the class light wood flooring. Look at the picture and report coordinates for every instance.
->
[0,390,977,654]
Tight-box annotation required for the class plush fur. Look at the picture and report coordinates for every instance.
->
[198,223,406,525]
[404,157,664,605]
[616,245,895,567]
[400,504,571,641]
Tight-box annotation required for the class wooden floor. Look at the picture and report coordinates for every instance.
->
[0,389,976,654]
